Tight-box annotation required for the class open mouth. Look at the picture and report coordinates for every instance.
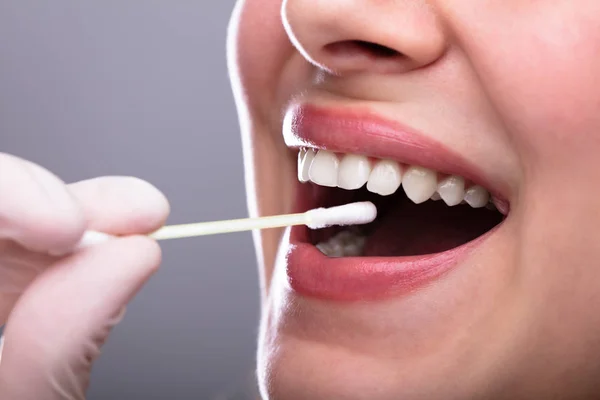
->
[282,103,510,300]
[299,148,506,259]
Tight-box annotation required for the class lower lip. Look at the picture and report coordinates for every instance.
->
[286,224,497,302]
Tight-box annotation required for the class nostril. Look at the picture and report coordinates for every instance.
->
[324,40,402,59]
[355,41,400,58]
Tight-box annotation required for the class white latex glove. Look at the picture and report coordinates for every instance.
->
[0,153,170,399]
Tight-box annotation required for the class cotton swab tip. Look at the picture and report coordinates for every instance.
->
[305,201,377,230]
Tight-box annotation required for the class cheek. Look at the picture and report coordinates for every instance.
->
[454,2,600,311]
[455,3,600,170]
[230,0,292,116]
[229,0,298,283]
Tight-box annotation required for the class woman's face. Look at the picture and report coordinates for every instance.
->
[227,1,600,398]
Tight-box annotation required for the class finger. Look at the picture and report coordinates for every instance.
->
[67,176,170,235]
[0,176,169,265]
[0,153,86,254]
[0,166,171,362]
[0,236,161,400]
[0,176,169,319]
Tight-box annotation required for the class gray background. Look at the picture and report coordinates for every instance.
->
[0,1,261,399]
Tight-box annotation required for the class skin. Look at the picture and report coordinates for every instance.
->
[227,1,600,399]
[0,154,170,399]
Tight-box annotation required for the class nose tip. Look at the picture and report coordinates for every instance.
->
[283,0,448,74]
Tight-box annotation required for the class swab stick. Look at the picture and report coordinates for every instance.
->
[74,201,377,252]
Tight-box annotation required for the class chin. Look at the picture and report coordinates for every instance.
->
[259,336,427,400]
[256,288,492,400]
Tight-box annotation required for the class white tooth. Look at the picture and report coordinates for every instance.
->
[316,242,332,256]
[309,150,339,187]
[366,159,402,196]
[353,235,366,255]
[298,148,307,182]
[343,243,363,257]
[491,197,508,215]
[298,148,317,183]
[486,202,497,211]
[333,230,355,245]
[338,154,371,190]
[355,236,366,247]
[343,232,364,245]
[464,185,490,208]
[317,230,367,257]
[402,166,438,204]
[329,233,347,255]
[437,175,465,206]
[430,192,442,201]
[328,241,345,257]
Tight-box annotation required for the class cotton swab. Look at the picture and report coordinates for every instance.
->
[73,201,377,252]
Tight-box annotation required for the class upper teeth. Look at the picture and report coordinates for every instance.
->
[366,159,402,196]
[437,175,465,206]
[298,148,493,208]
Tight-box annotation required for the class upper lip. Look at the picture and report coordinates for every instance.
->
[283,102,510,206]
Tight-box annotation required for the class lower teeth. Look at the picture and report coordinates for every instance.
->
[316,230,366,258]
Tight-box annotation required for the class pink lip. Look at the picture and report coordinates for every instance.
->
[283,103,509,202]
[282,103,507,301]
[287,225,498,301]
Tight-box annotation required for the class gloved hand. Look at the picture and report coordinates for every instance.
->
[0,153,170,399]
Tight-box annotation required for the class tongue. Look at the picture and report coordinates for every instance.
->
[362,199,501,257]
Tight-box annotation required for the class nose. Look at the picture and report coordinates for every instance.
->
[282,0,448,75]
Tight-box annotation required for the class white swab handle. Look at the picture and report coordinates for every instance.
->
[149,213,307,240]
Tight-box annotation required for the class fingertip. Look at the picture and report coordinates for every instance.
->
[0,153,87,253]
[120,235,163,275]
[0,235,164,398]
[18,173,87,254]
[30,210,86,254]
[68,176,171,235]
[125,177,171,232]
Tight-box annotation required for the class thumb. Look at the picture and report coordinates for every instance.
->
[0,236,161,400]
